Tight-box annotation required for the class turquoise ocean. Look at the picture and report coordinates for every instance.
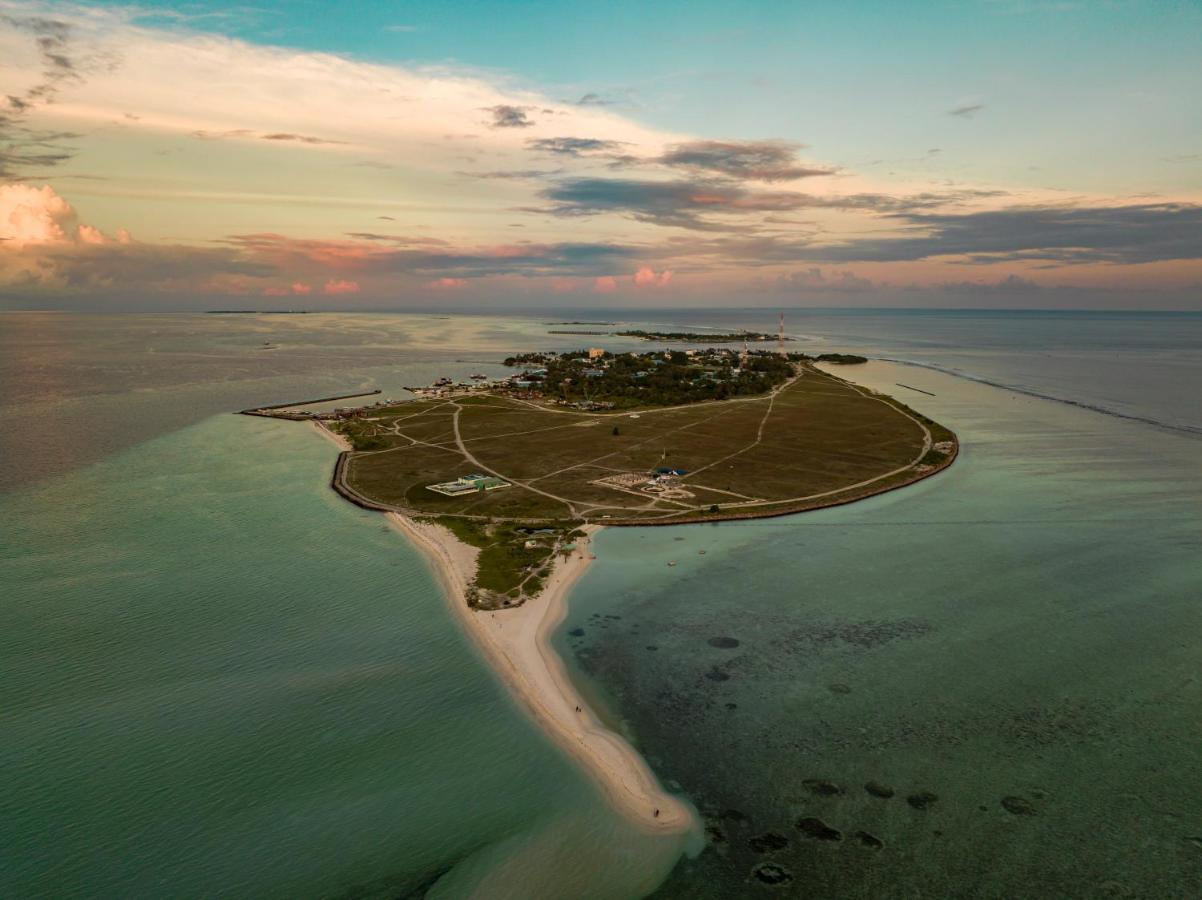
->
[2,309,1200,897]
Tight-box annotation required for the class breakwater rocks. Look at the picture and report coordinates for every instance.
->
[239,389,382,419]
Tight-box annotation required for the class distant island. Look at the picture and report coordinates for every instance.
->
[206,309,311,314]
[616,329,791,342]
[545,320,617,326]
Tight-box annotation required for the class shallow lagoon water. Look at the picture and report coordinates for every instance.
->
[3,309,1200,897]
[560,360,1202,897]
[0,312,692,898]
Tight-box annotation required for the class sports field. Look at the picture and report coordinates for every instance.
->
[335,365,956,524]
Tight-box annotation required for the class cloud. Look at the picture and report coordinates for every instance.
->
[0,5,678,187]
[323,278,360,295]
[456,168,560,181]
[948,103,985,118]
[0,14,94,176]
[535,176,1007,232]
[937,274,1040,292]
[190,129,346,146]
[811,203,1202,265]
[593,275,617,293]
[539,176,814,230]
[0,183,129,246]
[426,277,466,289]
[260,132,347,145]
[223,232,638,278]
[574,93,618,107]
[633,266,673,287]
[484,104,535,128]
[778,267,873,292]
[526,136,627,157]
[659,140,834,182]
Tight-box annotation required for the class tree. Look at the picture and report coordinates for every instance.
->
[612,425,620,436]
[709,504,720,513]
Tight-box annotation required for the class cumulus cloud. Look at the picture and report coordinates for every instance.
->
[778,267,873,292]
[593,275,617,293]
[0,183,127,246]
[659,140,834,182]
[633,266,673,287]
[323,278,360,295]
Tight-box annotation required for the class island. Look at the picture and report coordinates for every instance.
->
[248,346,956,609]
[615,329,789,342]
[244,345,956,833]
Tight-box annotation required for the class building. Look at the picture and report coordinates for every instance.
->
[587,347,606,359]
[426,474,512,496]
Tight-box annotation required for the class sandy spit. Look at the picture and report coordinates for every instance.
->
[386,513,696,835]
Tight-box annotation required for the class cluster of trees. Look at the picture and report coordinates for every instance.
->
[530,349,794,408]
[503,351,557,366]
[784,351,868,364]
[617,330,784,342]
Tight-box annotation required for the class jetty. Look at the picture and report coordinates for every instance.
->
[239,389,382,420]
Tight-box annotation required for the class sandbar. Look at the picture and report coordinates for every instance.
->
[386,511,695,834]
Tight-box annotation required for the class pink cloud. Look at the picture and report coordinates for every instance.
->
[264,282,313,296]
[633,266,673,287]
[0,184,131,248]
[550,277,578,293]
[323,278,360,295]
[593,275,617,293]
[426,277,467,289]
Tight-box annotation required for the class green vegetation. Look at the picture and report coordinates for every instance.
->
[919,448,949,466]
[337,363,957,526]
[429,516,581,609]
[815,353,868,364]
[616,330,786,342]
[334,424,389,451]
[503,347,794,408]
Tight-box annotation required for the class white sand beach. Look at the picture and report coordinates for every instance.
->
[312,420,352,450]
[386,512,696,835]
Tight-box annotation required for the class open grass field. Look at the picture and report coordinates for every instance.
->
[334,364,956,525]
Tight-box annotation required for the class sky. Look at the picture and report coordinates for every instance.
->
[1,0,1200,309]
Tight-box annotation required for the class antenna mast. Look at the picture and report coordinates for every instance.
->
[778,312,785,355]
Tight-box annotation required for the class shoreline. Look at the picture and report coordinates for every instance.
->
[384,511,696,835]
